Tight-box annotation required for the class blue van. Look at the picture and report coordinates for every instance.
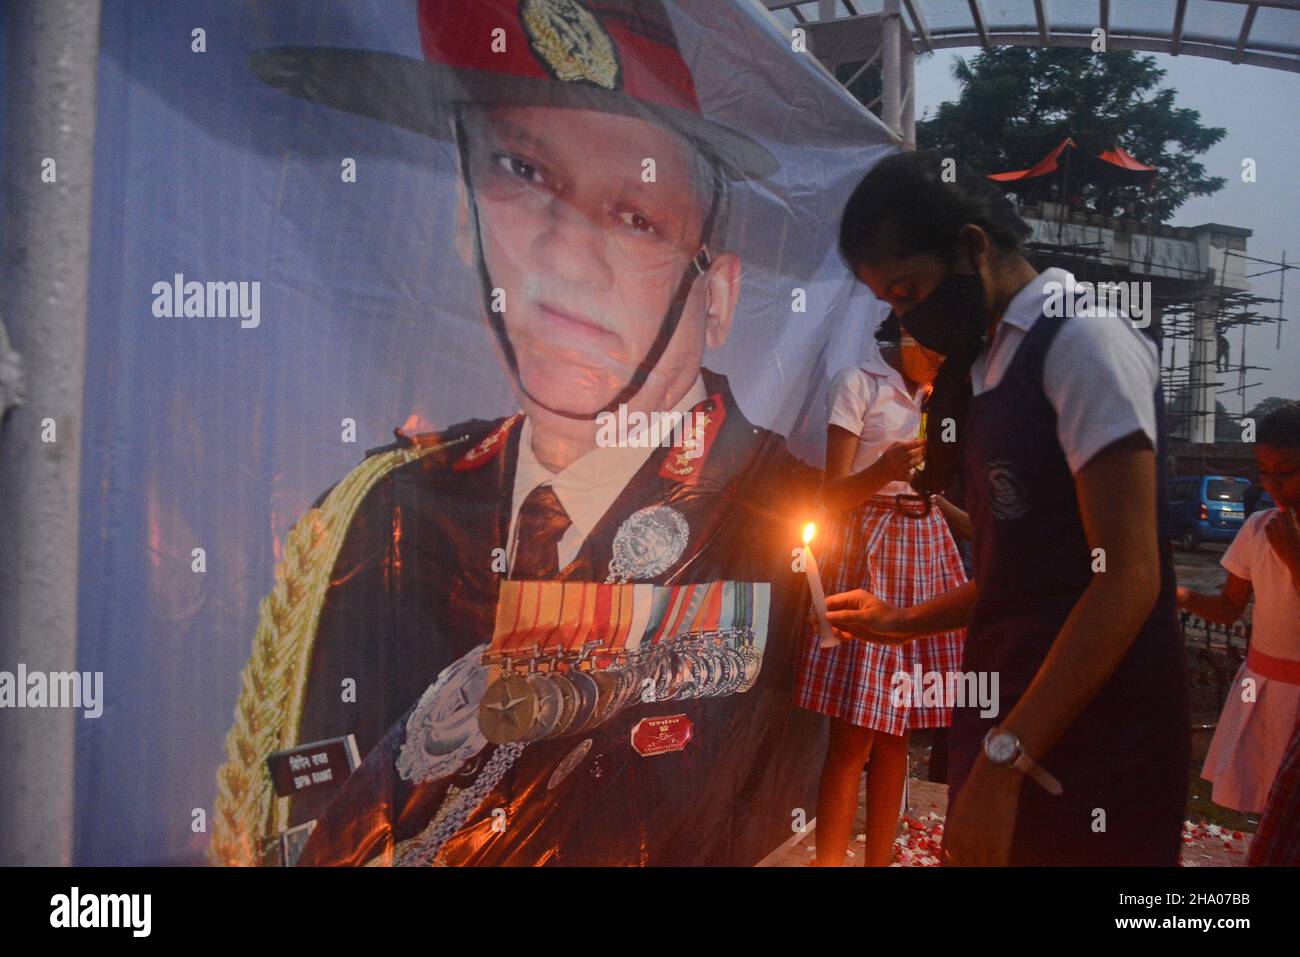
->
[1168,475,1250,550]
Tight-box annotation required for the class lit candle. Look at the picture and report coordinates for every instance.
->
[914,383,932,472]
[802,523,839,648]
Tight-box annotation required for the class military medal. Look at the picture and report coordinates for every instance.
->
[621,663,648,711]
[546,671,580,737]
[706,645,729,696]
[599,652,633,715]
[649,650,674,701]
[479,673,538,744]
[693,646,720,697]
[522,672,563,741]
[736,643,761,692]
[606,506,689,583]
[589,670,622,726]
[718,646,747,695]
[673,648,705,700]
[564,669,600,735]
[618,651,653,709]
[396,642,491,784]
[657,648,693,701]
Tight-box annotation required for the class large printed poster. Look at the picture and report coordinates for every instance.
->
[74,0,896,865]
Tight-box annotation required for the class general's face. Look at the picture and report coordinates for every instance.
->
[459,104,717,414]
[1257,443,1300,510]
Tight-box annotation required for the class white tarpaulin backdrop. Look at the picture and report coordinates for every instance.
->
[67,0,896,864]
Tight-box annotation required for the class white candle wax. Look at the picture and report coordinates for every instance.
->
[804,542,840,648]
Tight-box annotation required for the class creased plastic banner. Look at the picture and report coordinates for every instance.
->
[75,0,895,865]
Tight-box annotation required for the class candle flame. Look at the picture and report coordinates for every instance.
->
[802,522,816,545]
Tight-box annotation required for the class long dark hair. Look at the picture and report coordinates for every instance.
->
[839,150,1031,267]
[839,151,1031,493]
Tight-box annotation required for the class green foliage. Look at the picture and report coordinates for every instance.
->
[917,48,1227,223]
[1247,396,1298,421]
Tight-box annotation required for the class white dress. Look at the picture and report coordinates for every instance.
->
[1201,508,1300,813]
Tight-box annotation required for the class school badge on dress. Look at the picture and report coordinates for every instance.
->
[606,505,689,583]
[986,459,1030,520]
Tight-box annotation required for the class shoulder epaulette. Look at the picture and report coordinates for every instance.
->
[452,413,524,471]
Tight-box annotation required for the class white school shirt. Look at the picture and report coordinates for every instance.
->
[970,267,1160,474]
[827,343,922,498]
[506,375,707,574]
[1221,508,1300,657]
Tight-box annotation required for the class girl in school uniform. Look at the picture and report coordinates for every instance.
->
[795,314,967,867]
[825,150,1189,866]
[1179,404,1300,818]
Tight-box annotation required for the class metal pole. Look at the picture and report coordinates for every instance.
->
[1279,251,1287,350]
[0,0,102,865]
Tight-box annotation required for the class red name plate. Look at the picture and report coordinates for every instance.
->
[630,714,694,757]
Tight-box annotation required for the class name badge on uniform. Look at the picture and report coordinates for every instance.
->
[630,714,693,756]
[266,735,361,797]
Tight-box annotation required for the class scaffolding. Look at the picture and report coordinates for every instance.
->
[1010,194,1293,442]
[1158,250,1291,439]
[793,1,1297,444]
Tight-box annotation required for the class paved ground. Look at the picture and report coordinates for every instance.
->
[1175,541,1233,593]
[757,542,1259,867]
[758,778,1253,867]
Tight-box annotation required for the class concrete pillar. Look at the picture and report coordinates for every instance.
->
[901,38,916,149]
[0,0,102,865]
[1188,299,1218,444]
[882,0,901,136]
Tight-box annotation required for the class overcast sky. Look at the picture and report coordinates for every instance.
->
[913,49,1300,409]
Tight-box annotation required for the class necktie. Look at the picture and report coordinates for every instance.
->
[511,484,572,579]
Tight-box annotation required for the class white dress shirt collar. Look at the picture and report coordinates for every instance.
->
[507,374,709,574]
[972,267,1075,395]
[862,339,917,401]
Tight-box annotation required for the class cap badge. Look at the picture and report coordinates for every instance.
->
[522,0,621,91]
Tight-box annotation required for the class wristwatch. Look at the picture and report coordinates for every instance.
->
[982,728,1064,796]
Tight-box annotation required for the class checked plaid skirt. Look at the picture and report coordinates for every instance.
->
[1248,720,1300,866]
[794,499,966,735]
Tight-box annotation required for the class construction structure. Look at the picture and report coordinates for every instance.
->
[776,0,1296,457]
[985,140,1291,449]
[772,0,1300,146]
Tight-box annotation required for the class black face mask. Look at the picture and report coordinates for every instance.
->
[896,270,991,496]
[897,270,990,360]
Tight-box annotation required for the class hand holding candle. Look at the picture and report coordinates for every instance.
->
[802,522,839,648]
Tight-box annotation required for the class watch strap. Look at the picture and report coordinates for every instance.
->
[1012,750,1064,796]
